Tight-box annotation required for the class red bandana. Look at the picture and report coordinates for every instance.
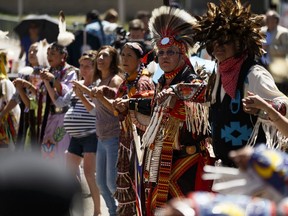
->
[218,55,246,98]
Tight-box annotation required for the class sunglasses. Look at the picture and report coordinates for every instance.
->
[213,38,232,46]
[157,50,181,57]
[82,52,96,58]
[206,38,233,55]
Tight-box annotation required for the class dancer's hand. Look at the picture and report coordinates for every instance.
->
[242,91,270,115]
[40,69,55,82]
[113,97,129,113]
[229,146,253,170]
[13,78,24,89]
[156,88,174,104]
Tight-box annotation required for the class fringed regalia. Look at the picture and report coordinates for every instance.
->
[138,5,215,215]
[114,68,155,216]
[14,67,44,151]
[0,52,20,150]
[141,65,213,215]
[40,64,78,161]
[40,12,76,161]
[0,80,19,148]
[195,0,288,166]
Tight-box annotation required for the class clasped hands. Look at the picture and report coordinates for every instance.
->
[155,87,176,106]
[242,91,271,115]
[13,78,26,89]
[113,97,129,114]
[13,78,32,90]
[90,86,104,99]
[39,69,55,82]
[112,86,175,114]
[70,80,85,97]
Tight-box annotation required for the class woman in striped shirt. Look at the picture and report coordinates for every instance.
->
[50,50,101,216]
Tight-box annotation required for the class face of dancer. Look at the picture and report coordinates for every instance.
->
[47,47,66,68]
[211,40,236,63]
[120,46,141,75]
[157,45,183,73]
[28,44,39,67]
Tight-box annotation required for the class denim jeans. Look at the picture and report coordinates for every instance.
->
[96,136,119,216]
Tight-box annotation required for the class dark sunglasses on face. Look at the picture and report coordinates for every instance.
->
[206,38,233,54]
[157,49,181,57]
[208,38,232,48]
[82,52,95,58]
[214,38,232,46]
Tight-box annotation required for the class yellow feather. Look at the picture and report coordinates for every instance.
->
[0,53,7,79]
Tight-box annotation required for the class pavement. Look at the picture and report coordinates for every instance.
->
[80,166,109,216]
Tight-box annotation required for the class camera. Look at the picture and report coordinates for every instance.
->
[111,26,128,50]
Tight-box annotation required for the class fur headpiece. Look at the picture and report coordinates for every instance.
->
[148,6,198,55]
[194,0,265,58]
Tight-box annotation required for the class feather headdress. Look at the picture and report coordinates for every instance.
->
[194,0,265,58]
[57,11,75,47]
[148,6,198,55]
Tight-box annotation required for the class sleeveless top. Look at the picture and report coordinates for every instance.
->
[93,88,120,140]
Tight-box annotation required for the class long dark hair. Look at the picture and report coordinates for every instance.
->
[94,45,122,81]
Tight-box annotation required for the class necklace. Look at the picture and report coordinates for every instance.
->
[118,67,143,99]
[164,65,182,79]
[125,69,142,91]
[51,65,66,80]
[126,75,140,91]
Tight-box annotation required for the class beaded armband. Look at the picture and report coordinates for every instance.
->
[257,99,286,121]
